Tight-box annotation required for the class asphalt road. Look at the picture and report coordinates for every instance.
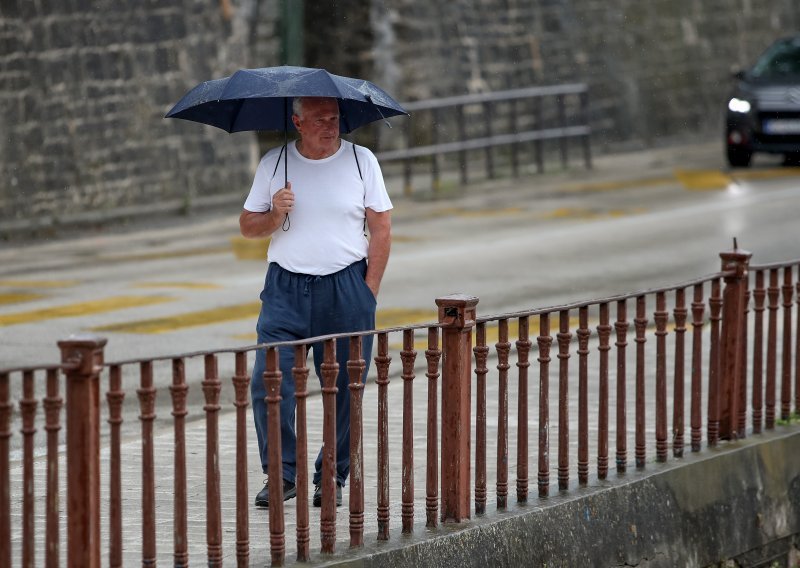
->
[1,139,799,379]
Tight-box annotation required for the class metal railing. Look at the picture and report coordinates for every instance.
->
[374,84,592,195]
[2,245,799,566]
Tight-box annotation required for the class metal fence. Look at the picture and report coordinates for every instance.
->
[374,84,592,195]
[2,244,799,566]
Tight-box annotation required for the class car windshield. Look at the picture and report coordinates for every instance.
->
[750,37,800,78]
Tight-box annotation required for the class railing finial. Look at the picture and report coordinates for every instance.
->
[733,236,738,250]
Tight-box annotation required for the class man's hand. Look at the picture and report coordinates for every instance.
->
[271,182,294,216]
[239,182,294,238]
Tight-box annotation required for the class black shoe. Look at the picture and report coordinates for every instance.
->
[312,482,343,507]
[255,478,297,508]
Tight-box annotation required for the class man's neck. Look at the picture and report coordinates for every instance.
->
[296,138,341,160]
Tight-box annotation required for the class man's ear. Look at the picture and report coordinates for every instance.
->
[291,114,301,131]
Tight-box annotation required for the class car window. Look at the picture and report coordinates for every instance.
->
[751,38,800,78]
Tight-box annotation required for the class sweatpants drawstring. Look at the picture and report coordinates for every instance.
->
[302,275,322,296]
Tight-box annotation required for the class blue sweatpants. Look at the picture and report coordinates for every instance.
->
[250,258,375,487]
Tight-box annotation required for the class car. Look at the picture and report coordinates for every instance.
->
[725,35,800,167]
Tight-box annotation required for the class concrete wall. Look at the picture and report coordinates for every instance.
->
[326,428,800,567]
[1,1,799,234]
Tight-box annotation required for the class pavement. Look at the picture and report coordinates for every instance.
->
[5,137,800,565]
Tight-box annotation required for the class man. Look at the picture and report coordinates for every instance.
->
[240,96,392,508]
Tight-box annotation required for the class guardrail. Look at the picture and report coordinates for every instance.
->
[2,244,798,566]
[375,84,592,195]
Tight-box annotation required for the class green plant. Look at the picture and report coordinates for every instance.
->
[776,411,800,426]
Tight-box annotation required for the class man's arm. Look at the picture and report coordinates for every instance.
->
[364,208,392,298]
[239,183,294,238]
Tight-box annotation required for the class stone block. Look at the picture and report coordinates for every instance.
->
[82,50,106,81]
[0,0,20,18]
[144,12,187,43]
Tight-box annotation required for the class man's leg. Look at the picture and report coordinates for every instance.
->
[311,260,376,487]
[250,265,311,485]
[250,307,301,483]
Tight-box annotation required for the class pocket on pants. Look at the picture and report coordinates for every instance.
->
[358,275,377,307]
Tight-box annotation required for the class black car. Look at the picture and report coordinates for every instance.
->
[725,35,800,167]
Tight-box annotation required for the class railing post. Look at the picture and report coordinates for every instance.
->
[58,334,107,568]
[265,347,286,565]
[719,242,752,440]
[436,294,479,523]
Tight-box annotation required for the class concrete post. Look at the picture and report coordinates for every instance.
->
[436,294,479,522]
[58,334,106,568]
[719,242,752,440]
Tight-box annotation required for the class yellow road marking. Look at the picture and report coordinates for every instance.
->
[558,177,674,193]
[546,166,800,195]
[0,279,79,288]
[539,207,646,220]
[0,292,45,305]
[231,332,258,341]
[674,169,732,191]
[675,167,800,191]
[427,206,524,219]
[231,314,681,354]
[392,235,422,243]
[98,246,230,263]
[230,308,438,343]
[230,236,270,261]
[541,207,594,219]
[92,302,261,334]
[735,167,800,181]
[385,317,587,351]
[376,308,437,328]
[0,296,173,327]
[133,282,222,290]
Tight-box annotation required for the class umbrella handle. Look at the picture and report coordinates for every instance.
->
[282,99,290,231]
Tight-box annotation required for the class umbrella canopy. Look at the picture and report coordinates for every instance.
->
[165,66,409,133]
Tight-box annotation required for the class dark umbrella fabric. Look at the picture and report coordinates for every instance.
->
[165,66,408,133]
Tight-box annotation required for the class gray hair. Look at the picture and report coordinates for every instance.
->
[292,96,305,117]
[292,97,338,117]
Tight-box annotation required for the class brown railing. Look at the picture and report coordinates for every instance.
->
[2,245,799,566]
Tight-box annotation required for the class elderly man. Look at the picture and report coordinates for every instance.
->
[240,96,392,507]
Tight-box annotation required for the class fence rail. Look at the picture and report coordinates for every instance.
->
[375,84,592,195]
[2,246,799,566]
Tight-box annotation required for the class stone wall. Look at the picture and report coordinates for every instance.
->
[361,0,799,146]
[0,0,279,235]
[1,0,799,234]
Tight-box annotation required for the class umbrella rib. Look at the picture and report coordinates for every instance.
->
[227,98,248,133]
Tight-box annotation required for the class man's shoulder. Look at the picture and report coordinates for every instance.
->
[349,141,379,162]
[260,144,287,162]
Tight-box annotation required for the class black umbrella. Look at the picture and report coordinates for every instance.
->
[165,66,409,134]
[166,66,409,229]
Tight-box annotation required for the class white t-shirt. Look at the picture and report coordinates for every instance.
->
[243,140,392,275]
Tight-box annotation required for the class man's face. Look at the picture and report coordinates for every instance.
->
[292,98,340,156]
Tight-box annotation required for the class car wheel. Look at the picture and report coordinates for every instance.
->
[727,145,752,168]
